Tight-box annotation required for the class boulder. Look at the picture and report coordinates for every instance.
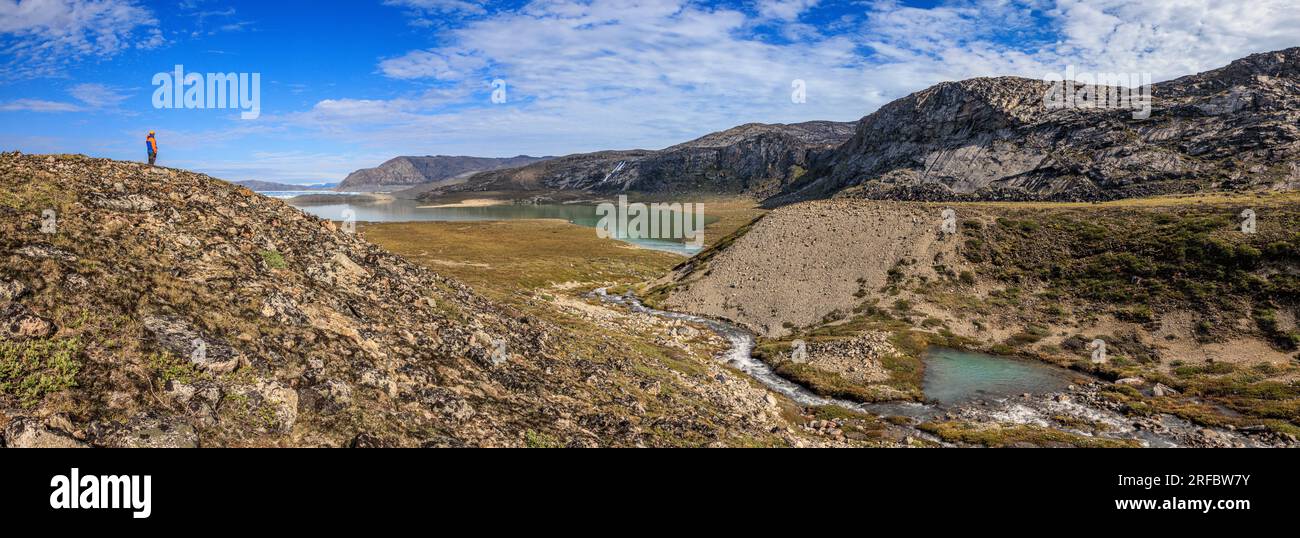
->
[4,418,87,448]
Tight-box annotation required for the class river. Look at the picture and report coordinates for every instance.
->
[272,193,715,256]
[591,289,1264,448]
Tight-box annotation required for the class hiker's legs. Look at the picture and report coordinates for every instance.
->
[148,153,156,166]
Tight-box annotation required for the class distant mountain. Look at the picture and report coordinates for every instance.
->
[339,155,551,192]
[430,121,855,198]
[765,47,1300,206]
[235,180,336,192]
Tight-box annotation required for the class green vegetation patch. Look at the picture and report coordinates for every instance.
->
[919,420,1141,448]
[145,351,209,385]
[962,205,1300,326]
[751,306,978,403]
[0,338,83,406]
[524,430,562,448]
[259,250,288,269]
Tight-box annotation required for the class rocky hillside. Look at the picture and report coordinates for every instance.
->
[339,155,549,192]
[652,200,952,338]
[766,48,1300,206]
[0,152,682,447]
[429,121,854,199]
[647,196,1300,441]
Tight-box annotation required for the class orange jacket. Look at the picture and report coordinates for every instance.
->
[146,135,157,154]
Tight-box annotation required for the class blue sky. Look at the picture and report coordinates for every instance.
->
[1,0,1297,184]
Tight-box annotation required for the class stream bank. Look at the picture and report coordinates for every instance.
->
[593,289,1282,448]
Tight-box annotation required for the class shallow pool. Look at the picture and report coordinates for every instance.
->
[922,347,1077,405]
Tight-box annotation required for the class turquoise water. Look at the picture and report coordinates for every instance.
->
[280,196,715,256]
[922,347,1076,405]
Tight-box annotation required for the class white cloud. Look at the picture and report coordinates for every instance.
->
[859,0,1300,83]
[68,83,130,107]
[756,0,820,21]
[379,50,489,80]
[383,0,488,15]
[1040,0,1300,78]
[0,0,161,79]
[0,98,81,112]
[329,3,863,156]
[245,0,1300,175]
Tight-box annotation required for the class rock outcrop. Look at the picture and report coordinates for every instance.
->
[339,155,550,192]
[766,48,1300,205]
[431,121,855,198]
[0,153,619,447]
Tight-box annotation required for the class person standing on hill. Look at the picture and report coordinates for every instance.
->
[145,131,158,166]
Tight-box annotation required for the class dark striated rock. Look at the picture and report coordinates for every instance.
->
[339,155,551,192]
[349,432,395,448]
[431,121,855,198]
[767,48,1300,206]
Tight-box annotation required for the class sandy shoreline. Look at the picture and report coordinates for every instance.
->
[287,192,395,204]
[417,198,511,208]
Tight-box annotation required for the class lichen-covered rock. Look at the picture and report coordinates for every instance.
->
[87,416,199,448]
[339,155,549,192]
[769,48,1300,205]
[429,121,855,198]
[0,152,630,447]
[4,417,87,448]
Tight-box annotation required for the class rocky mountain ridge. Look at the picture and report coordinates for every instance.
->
[766,47,1300,205]
[235,180,335,192]
[427,121,855,199]
[339,155,550,192]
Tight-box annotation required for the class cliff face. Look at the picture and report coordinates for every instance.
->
[339,155,549,191]
[432,121,855,198]
[0,153,618,447]
[766,48,1300,205]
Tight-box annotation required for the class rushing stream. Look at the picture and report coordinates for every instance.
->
[593,288,931,418]
[592,289,1268,448]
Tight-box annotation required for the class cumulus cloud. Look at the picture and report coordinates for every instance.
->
[756,0,820,21]
[860,0,1300,83]
[360,0,874,148]
[0,98,81,112]
[68,82,130,107]
[1040,0,1300,78]
[0,0,162,79]
[378,50,490,80]
[383,0,488,15]
[294,0,1300,160]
